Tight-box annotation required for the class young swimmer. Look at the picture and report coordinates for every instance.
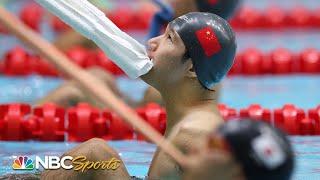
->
[3,119,294,180]
[39,11,236,180]
[42,0,240,108]
[181,118,294,180]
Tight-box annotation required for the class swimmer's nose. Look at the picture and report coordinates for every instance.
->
[147,36,161,51]
[147,48,155,60]
[147,43,157,52]
[147,37,159,59]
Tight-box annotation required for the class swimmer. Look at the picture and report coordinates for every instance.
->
[181,118,294,180]
[36,66,139,108]
[41,1,240,108]
[47,0,239,108]
[41,118,294,180]
[39,8,236,179]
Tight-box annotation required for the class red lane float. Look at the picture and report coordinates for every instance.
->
[0,104,31,141]
[309,106,320,135]
[32,55,58,76]
[240,104,271,124]
[136,103,166,141]
[300,118,314,135]
[67,103,103,142]
[131,3,156,30]
[263,6,286,28]
[269,48,295,74]
[230,7,263,29]
[228,54,242,75]
[66,46,90,68]
[103,110,133,140]
[231,6,320,29]
[3,47,31,75]
[50,16,70,32]
[1,103,320,141]
[1,47,124,76]
[218,104,237,121]
[107,7,134,31]
[234,47,320,74]
[239,48,264,75]
[96,50,124,76]
[312,8,320,27]
[286,7,311,27]
[1,47,320,76]
[32,103,65,141]
[19,3,43,31]
[299,48,320,73]
[3,4,320,35]
[274,104,306,135]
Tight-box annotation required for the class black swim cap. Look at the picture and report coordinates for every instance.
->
[196,0,241,19]
[217,119,294,180]
[169,12,236,89]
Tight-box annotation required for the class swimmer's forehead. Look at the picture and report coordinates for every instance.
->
[165,25,183,43]
[165,25,175,36]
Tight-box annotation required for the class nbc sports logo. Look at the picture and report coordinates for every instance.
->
[12,156,34,170]
[11,155,72,170]
[11,155,120,171]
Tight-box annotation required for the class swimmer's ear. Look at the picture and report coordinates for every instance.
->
[186,61,197,78]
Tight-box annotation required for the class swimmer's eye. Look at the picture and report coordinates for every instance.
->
[167,34,173,42]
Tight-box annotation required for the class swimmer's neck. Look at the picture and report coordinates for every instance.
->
[160,84,220,135]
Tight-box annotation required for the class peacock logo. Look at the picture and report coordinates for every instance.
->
[12,156,34,170]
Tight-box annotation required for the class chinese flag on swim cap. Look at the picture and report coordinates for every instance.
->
[195,26,222,57]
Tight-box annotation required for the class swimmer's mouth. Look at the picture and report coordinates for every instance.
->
[147,53,154,61]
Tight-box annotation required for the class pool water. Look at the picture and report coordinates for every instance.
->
[0,75,319,180]
[0,75,319,109]
[0,137,320,179]
[0,141,155,178]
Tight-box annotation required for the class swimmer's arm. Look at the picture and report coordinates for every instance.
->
[172,127,209,154]
[36,0,153,79]
[54,30,96,51]
[148,127,208,179]
[35,81,85,108]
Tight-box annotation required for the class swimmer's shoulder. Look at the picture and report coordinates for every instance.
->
[168,111,223,153]
[170,110,223,137]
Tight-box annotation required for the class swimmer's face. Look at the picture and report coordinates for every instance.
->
[166,0,198,17]
[184,133,244,180]
[206,133,245,179]
[208,133,230,151]
[147,26,193,89]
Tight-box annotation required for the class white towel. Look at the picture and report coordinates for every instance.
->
[35,0,153,78]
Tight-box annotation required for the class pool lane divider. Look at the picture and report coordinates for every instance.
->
[1,46,319,77]
[2,4,320,35]
[0,6,189,168]
[0,103,319,142]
